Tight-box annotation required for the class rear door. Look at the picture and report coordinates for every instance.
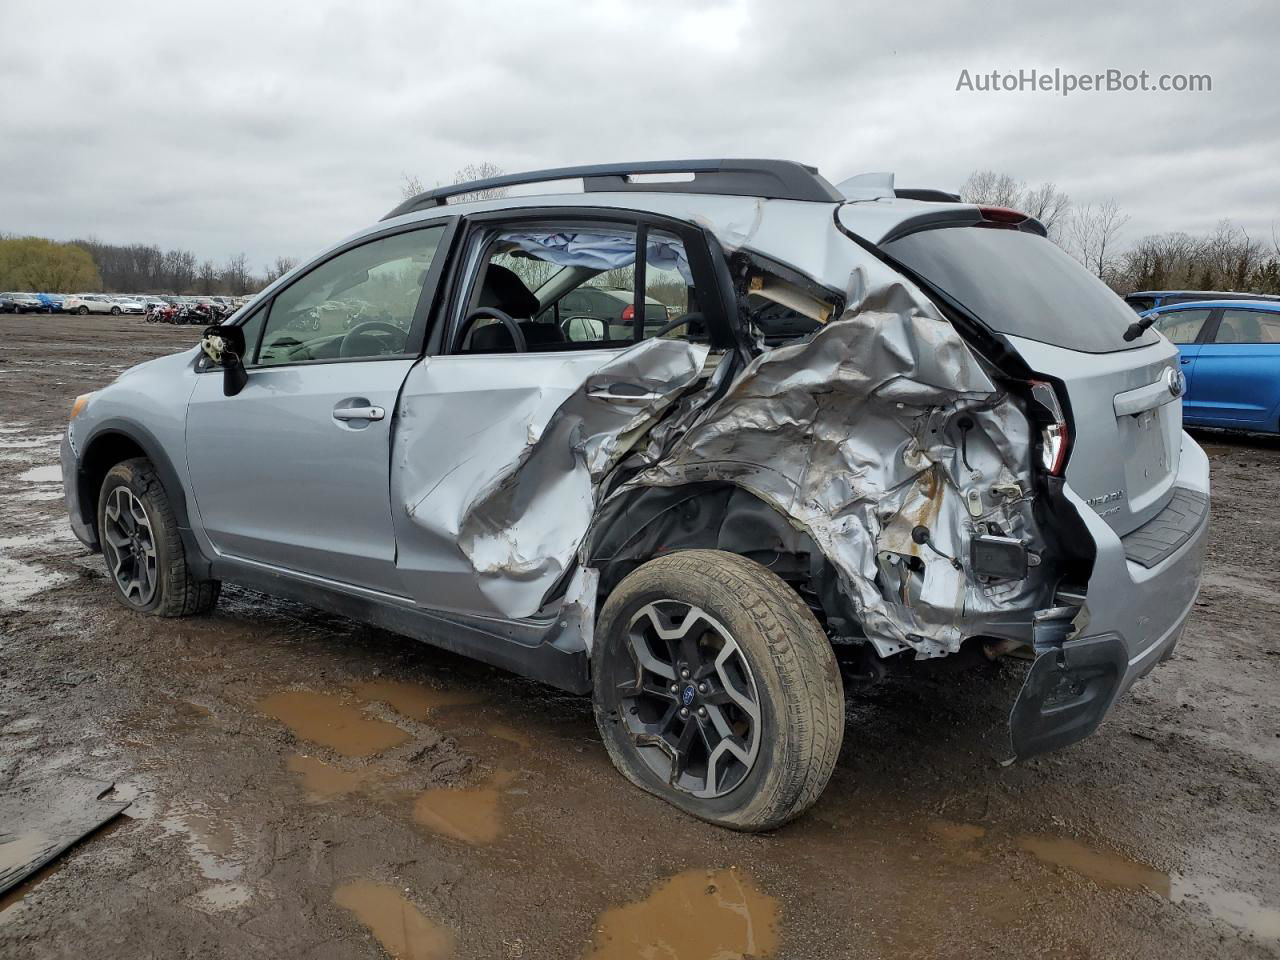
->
[185,220,455,594]
[390,210,727,619]
[1190,307,1280,429]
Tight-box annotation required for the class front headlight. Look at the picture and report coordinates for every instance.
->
[70,392,95,419]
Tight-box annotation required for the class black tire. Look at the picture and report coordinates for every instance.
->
[110,306,121,315]
[77,305,89,315]
[593,550,845,831]
[97,458,220,617]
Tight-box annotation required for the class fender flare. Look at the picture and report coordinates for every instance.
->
[79,418,214,578]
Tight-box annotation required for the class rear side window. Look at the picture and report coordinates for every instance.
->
[1215,309,1280,344]
[1151,308,1211,345]
[883,228,1158,353]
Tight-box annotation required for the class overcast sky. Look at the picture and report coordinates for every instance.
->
[2,0,1277,270]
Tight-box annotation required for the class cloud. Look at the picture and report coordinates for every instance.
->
[1,0,1276,270]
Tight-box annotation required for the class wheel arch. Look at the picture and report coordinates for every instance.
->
[585,482,861,639]
[78,419,213,577]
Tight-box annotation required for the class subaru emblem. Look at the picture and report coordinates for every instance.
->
[682,685,696,706]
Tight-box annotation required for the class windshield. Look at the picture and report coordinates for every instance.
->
[883,227,1158,353]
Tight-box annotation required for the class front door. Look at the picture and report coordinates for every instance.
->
[1149,307,1214,422]
[1189,307,1280,428]
[185,221,453,594]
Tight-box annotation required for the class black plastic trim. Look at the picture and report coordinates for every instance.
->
[1121,486,1209,568]
[383,159,844,219]
[78,418,214,578]
[1009,632,1129,759]
[211,558,591,694]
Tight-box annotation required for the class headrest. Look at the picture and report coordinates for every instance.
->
[476,263,539,318]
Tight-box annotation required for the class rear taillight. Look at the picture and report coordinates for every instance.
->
[1029,380,1069,476]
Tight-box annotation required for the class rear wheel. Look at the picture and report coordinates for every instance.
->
[593,550,845,831]
[97,458,220,617]
[77,305,89,315]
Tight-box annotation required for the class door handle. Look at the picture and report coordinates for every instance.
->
[587,384,664,404]
[333,405,385,421]
[1180,358,1192,365]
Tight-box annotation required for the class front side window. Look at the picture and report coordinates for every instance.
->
[1214,309,1280,344]
[1152,308,1211,345]
[254,226,446,366]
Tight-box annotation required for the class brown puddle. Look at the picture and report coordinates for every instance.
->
[1020,834,1280,941]
[413,769,517,844]
[259,690,410,757]
[352,679,482,721]
[584,867,779,960]
[928,820,987,844]
[287,753,384,798]
[334,880,455,960]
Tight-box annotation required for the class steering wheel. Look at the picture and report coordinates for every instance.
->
[648,311,706,341]
[455,307,528,353]
[340,319,405,358]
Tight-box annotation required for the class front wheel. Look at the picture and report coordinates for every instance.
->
[77,305,89,315]
[593,550,845,831]
[97,458,220,617]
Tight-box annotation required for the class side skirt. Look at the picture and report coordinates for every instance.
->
[210,557,591,694]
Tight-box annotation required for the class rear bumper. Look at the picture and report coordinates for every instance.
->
[1010,431,1209,758]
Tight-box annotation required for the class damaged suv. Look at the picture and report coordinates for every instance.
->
[62,160,1209,830]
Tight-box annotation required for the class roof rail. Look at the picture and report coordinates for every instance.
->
[382,159,845,220]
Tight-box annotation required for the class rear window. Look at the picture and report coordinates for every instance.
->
[883,227,1157,353]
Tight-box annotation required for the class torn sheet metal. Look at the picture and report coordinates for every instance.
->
[392,338,708,620]
[614,259,1052,658]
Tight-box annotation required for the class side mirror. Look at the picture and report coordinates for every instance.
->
[200,324,249,397]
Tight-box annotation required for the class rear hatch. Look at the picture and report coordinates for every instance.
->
[867,216,1181,536]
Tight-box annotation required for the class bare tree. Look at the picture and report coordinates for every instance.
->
[960,170,1072,240]
[264,256,298,285]
[451,162,508,202]
[399,162,507,204]
[221,252,251,295]
[1020,182,1072,237]
[400,173,425,201]
[196,260,218,295]
[960,170,1023,208]
[1068,199,1130,280]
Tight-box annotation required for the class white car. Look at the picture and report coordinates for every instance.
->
[62,295,116,315]
[111,297,145,315]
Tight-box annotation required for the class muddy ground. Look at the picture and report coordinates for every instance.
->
[0,314,1277,959]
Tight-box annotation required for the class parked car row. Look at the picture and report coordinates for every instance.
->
[0,292,251,316]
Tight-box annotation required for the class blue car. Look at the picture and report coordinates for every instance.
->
[1144,299,1280,432]
[35,293,64,313]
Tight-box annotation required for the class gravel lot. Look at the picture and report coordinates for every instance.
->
[1,314,1277,959]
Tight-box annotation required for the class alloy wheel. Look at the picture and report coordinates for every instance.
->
[613,600,762,799]
[102,486,158,606]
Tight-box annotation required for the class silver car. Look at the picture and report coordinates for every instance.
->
[61,160,1208,830]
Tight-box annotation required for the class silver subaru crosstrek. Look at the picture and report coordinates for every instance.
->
[62,160,1208,830]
